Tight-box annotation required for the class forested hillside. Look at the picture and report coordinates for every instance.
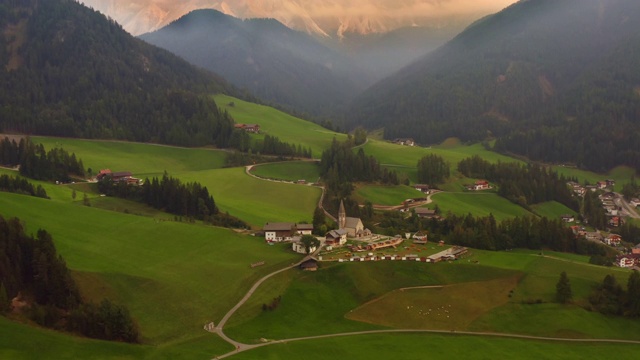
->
[0,0,236,147]
[350,0,640,172]
[140,9,368,117]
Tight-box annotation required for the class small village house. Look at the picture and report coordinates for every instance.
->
[605,234,622,246]
[325,229,348,246]
[263,222,314,242]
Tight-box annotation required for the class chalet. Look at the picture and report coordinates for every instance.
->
[292,237,318,254]
[393,138,415,146]
[631,198,640,207]
[299,257,318,271]
[632,244,640,255]
[325,229,348,246]
[616,254,640,268]
[560,214,575,223]
[596,181,608,190]
[234,123,260,133]
[263,222,313,242]
[414,184,431,193]
[570,225,586,237]
[605,234,622,246]
[414,208,437,219]
[467,180,491,191]
[585,185,598,192]
[96,169,140,185]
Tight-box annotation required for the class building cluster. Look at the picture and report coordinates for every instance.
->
[567,179,615,197]
[617,245,640,268]
[465,180,491,191]
[234,123,260,133]
[392,138,415,146]
[342,246,468,263]
[96,169,141,185]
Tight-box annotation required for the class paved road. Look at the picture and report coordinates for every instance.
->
[614,193,640,219]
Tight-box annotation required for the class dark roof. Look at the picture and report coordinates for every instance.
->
[296,224,314,231]
[414,208,436,215]
[263,222,294,231]
[111,171,132,178]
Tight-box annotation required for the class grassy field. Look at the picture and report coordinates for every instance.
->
[0,192,299,348]
[530,201,577,219]
[177,167,321,227]
[33,136,227,177]
[429,192,533,220]
[553,165,636,191]
[214,95,347,156]
[250,161,321,183]
[229,332,640,360]
[354,185,425,206]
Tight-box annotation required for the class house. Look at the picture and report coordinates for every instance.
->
[570,226,586,237]
[630,198,640,207]
[596,181,608,190]
[428,246,468,262]
[414,184,431,193]
[412,231,428,244]
[299,256,318,271]
[234,123,260,133]
[632,244,640,255]
[414,208,437,219]
[467,180,491,191]
[263,222,314,242]
[325,229,348,246]
[609,216,621,227]
[617,254,640,268]
[560,214,575,223]
[292,237,317,254]
[393,138,415,146]
[605,234,622,246]
[338,200,371,238]
[606,179,616,187]
[96,169,140,185]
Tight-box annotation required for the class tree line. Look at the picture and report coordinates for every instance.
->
[458,155,578,211]
[0,215,139,342]
[0,174,48,198]
[0,137,85,182]
[417,154,450,185]
[229,131,312,158]
[97,173,246,228]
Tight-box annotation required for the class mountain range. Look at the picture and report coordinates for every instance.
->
[139,9,370,117]
[79,0,514,38]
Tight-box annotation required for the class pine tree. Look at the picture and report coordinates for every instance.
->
[627,271,640,317]
[556,271,572,304]
[0,282,9,312]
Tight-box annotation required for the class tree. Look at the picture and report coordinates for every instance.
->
[312,208,326,235]
[627,271,640,317]
[72,189,77,200]
[556,271,572,304]
[0,282,9,312]
[300,235,320,254]
[83,193,91,206]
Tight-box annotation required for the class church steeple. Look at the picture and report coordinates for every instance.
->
[338,199,346,229]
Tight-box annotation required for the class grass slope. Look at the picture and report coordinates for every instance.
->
[177,167,321,227]
[430,192,532,220]
[215,95,347,156]
[0,192,299,348]
[250,161,321,183]
[531,201,577,219]
[34,137,227,177]
[354,185,425,206]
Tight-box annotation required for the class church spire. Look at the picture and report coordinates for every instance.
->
[339,199,346,229]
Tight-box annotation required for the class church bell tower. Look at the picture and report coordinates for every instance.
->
[338,199,346,229]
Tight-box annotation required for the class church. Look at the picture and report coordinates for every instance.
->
[338,200,372,238]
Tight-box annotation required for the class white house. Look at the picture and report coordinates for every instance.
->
[292,237,317,254]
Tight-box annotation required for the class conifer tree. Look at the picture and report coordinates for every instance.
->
[556,271,572,304]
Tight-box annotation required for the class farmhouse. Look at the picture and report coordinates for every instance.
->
[632,244,640,255]
[325,229,348,246]
[393,138,415,146]
[263,222,314,242]
[560,214,575,223]
[338,200,372,238]
[96,169,140,185]
[292,237,318,254]
[234,123,260,133]
[467,180,491,191]
[414,208,437,219]
[414,184,431,193]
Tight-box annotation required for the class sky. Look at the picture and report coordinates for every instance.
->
[80,0,519,36]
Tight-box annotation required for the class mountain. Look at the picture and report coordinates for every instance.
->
[79,0,513,37]
[350,0,640,172]
[0,0,237,147]
[140,9,370,117]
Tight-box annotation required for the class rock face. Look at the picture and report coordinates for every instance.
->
[79,0,514,37]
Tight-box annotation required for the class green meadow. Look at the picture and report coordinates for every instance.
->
[531,201,577,219]
[249,161,321,183]
[34,136,227,177]
[354,184,425,206]
[177,167,321,227]
[214,95,347,156]
[429,192,533,220]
